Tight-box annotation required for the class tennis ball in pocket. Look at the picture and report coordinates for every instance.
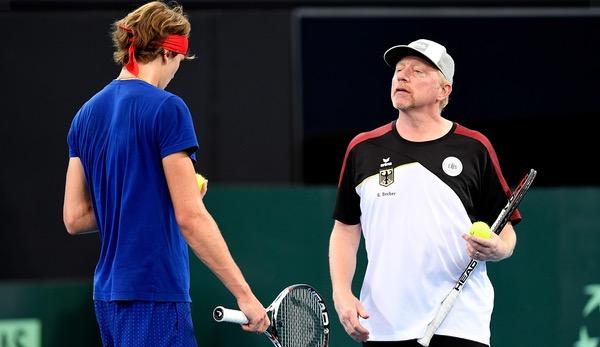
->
[196,173,208,192]
[469,221,492,239]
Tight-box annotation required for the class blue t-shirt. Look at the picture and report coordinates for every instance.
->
[67,79,199,302]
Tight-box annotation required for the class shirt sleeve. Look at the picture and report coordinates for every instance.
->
[156,96,199,161]
[333,145,362,225]
[67,114,80,158]
[477,140,522,227]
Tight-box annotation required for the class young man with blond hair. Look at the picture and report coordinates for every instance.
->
[329,39,520,347]
[63,2,268,345]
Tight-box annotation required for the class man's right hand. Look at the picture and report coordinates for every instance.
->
[238,295,270,333]
[334,291,370,342]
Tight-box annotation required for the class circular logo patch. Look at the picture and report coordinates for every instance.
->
[442,156,463,177]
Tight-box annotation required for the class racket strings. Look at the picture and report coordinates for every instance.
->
[276,288,326,347]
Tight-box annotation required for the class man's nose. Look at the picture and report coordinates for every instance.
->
[396,70,410,81]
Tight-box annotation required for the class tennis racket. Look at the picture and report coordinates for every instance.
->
[417,169,537,346]
[213,283,330,347]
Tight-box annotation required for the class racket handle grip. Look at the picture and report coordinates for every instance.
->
[417,289,459,346]
[213,306,249,324]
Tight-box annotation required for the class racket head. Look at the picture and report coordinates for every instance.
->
[268,284,330,347]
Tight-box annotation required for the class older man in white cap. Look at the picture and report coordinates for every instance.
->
[329,39,521,347]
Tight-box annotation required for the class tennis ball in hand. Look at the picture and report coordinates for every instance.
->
[195,173,208,193]
[469,221,492,239]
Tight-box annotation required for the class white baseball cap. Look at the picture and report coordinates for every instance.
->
[383,39,455,84]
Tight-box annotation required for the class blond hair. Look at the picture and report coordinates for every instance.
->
[112,1,194,66]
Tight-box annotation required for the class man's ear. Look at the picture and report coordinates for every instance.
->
[161,50,171,63]
[439,83,452,100]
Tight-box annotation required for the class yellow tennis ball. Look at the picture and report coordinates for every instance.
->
[469,221,492,239]
[195,173,208,192]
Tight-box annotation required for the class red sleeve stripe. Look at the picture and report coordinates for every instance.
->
[454,124,522,223]
[338,122,393,187]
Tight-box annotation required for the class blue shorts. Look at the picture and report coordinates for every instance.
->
[94,300,198,347]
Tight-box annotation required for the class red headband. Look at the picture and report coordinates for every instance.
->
[119,25,189,76]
